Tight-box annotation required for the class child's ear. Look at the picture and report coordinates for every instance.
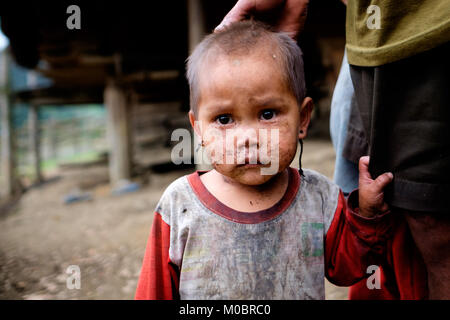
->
[189,110,202,137]
[298,97,314,139]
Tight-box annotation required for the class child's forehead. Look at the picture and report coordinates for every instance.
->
[198,55,285,96]
[197,50,289,97]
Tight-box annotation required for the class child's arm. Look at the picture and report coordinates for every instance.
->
[325,156,394,286]
[135,212,180,300]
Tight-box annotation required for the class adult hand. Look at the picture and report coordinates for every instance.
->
[358,156,393,218]
[215,0,310,40]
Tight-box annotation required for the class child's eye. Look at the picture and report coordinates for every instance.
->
[260,110,275,120]
[215,114,233,125]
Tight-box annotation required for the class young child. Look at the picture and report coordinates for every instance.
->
[135,21,394,300]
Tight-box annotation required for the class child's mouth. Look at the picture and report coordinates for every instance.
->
[236,157,264,166]
[238,163,262,167]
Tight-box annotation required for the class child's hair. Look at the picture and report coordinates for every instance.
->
[186,20,306,115]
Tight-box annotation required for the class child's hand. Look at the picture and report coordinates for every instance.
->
[358,156,393,218]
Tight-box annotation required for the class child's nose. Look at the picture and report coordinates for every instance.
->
[241,137,259,150]
[232,128,259,147]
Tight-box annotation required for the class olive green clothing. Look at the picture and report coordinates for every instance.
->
[346,0,450,66]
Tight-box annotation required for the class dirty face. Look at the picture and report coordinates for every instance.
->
[190,50,311,186]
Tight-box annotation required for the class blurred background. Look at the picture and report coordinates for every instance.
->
[0,0,347,299]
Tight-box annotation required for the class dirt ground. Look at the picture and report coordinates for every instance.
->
[0,138,348,300]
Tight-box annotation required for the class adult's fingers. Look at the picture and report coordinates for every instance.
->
[215,0,288,32]
[372,172,394,193]
[214,0,253,32]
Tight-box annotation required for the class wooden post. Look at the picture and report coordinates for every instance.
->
[188,0,211,171]
[72,117,81,155]
[28,104,42,183]
[0,49,15,197]
[104,80,132,187]
[49,118,58,159]
[188,0,206,54]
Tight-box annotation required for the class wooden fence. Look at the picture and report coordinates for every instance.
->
[6,115,107,180]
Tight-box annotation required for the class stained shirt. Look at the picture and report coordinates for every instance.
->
[135,167,393,300]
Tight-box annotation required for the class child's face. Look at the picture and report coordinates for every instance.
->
[189,51,312,186]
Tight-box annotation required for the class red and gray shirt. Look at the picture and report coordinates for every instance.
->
[135,167,393,300]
